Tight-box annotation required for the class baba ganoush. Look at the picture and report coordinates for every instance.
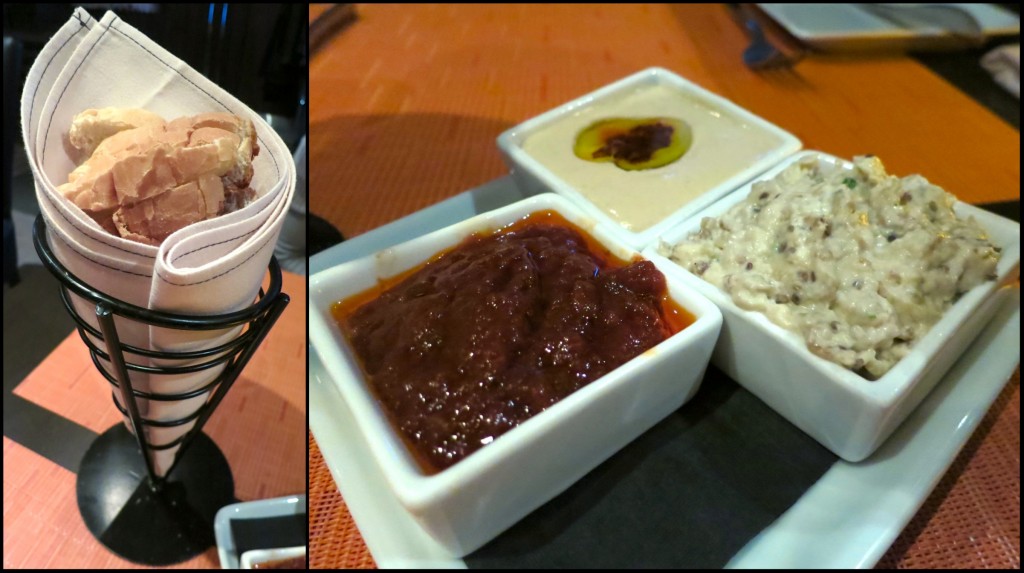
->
[521,83,786,232]
[661,155,1001,378]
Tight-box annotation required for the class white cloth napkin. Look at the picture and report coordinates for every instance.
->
[274,135,307,275]
[20,8,296,477]
[981,43,1020,98]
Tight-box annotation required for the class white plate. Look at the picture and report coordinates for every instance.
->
[308,176,1020,568]
[214,494,307,569]
[757,3,1020,52]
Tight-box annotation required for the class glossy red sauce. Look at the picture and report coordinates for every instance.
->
[332,210,693,474]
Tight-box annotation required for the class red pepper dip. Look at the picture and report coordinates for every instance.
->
[333,211,692,474]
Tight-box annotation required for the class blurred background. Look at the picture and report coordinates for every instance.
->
[3,2,306,400]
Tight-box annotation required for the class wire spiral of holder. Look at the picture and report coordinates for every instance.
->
[32,213,291,564]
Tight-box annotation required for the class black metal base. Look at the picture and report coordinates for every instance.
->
[76,424,235,565]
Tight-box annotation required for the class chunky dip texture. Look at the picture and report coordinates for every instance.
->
[334,211,691,473]
[662,155,1000,379]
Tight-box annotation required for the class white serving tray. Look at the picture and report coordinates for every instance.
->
[308,176,1020,568]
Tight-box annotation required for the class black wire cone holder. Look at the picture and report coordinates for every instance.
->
[32,214,291,565]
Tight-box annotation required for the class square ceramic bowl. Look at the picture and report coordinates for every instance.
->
[645,150,1021,462]
[308,192,723,556]
[497,66,802,251]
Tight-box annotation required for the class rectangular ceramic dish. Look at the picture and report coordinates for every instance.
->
[308,192,723,556]
[646,150,1021,461]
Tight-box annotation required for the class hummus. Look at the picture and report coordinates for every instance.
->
[521,83,786,232]
[661,155,1000,378]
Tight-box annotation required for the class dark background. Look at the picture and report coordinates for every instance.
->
[4,3,307,133]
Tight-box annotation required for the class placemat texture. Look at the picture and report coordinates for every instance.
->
[876,371,1020,569]
[309,432,377,569]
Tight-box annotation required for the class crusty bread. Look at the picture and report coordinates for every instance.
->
[68,107,166,158]
[112,174,225,245]
[57,109,259,244]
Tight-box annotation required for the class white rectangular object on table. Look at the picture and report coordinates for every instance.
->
[757,4,1021,52]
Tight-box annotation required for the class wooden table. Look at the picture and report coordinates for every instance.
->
[308,4,1020,568]
[2,271,307,569]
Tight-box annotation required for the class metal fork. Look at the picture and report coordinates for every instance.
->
[728,4,803,70]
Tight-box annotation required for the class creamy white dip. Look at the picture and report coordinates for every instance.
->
[661,155,1001,378]
[521,84,786,232]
